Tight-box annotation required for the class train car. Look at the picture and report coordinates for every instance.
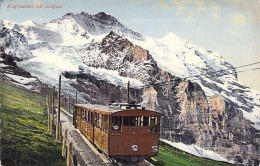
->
[73,103,163,162]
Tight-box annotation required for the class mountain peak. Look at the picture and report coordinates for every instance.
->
[48,11,144,40]
[160,32,180,42]
[94,12,117,21]
[21,20,36,26]
[64,12,73,16]
[107,31,120,37]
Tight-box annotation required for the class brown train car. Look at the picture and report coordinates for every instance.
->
[73,103,163,162]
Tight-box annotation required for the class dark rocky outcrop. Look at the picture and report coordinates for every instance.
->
[63,71,143,105]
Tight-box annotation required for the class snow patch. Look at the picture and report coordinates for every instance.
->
[21,20,36,27]
[0,63,9,67]
[243,108,260,130]
[4,73,37,84]
[80,65,144,89]
[28,40,44,45]
[18,45,78,88]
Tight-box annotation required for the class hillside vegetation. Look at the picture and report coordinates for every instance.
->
[0,81,65,166]
[147,141,233,166]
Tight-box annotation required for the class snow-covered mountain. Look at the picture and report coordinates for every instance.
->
[0,25,34,60]
[50,12,143,41]
[1,12,259,165]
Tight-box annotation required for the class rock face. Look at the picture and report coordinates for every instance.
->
[169,80,259,165]
[81,32,160,84]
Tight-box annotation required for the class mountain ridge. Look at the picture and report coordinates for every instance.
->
[49,11,143,41]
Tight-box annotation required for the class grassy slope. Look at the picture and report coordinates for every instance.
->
[0,82,65,166]
[147,141,233,166]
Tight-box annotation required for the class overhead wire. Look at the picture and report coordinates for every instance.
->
[188,67,260,83]
[186,61,260,79]
[144,61,260,86]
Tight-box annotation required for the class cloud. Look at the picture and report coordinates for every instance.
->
[230,13,247,26]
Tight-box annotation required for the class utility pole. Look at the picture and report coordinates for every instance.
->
[52,88,55,120]
[56,75,62,141]
[65,93,67,110]
[50,90,53,135]
[76,91,77,104]
[47,93,50,131]
[126,81,130,103]
[90,89,92,104]
[68,94,70,112]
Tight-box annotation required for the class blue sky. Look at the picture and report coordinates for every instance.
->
[1,0,260,90]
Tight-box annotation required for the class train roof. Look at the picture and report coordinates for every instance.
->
[74,103,163,115]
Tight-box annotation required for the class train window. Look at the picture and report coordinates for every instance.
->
[88,111,94,125]
[80,109,82,118]
[143,116,149,126]
[77,107,80,116]
[82,109,85,120]
[149,117,158,134]
[112,116,122,131]
[149,117,158,126]
[97,113,102,129]
[94,113,98,127]
[102,115,109,133]
[88,111,91,123]
[92,112,94,125]
[85,110,88,122]
[123,116,158,127]
[124,117,137,126]
[79,108,82,117]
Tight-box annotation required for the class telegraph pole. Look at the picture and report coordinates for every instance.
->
[75,91,77,104]
[68,94,70,112]
[126,81,130,103]
[52,88,55,120]
[56,75,62,141]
